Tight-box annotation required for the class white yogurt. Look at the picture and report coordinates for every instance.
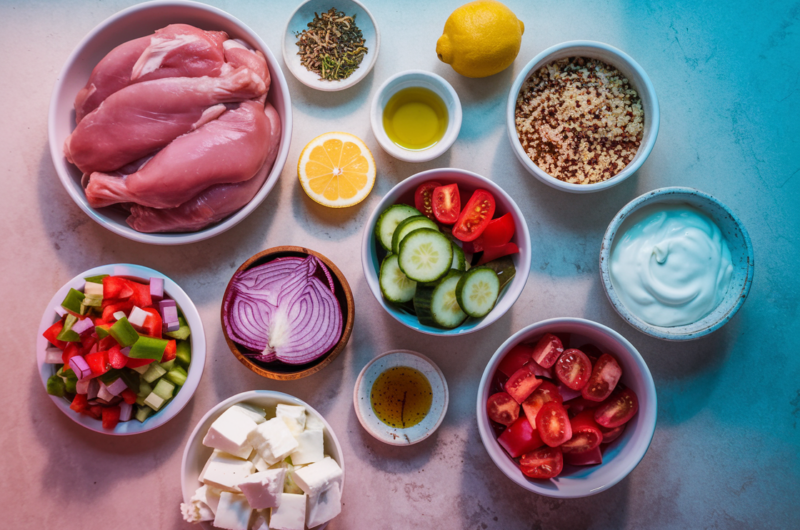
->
[609,203,733,327]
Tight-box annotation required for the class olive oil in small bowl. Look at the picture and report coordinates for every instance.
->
[371,366,433,428]
[383,87,448,151]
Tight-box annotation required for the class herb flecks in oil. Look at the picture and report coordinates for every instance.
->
[295,8,368,81]
[371,366,433,429]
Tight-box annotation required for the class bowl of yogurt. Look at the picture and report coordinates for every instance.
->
[600,187,753,341]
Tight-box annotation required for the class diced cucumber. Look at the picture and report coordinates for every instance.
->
[391,216,439,254]
[451,244,467,271]
[144,392,166,411]
[46,374,66,397]
[165,316,191,340]
[379,254,417,303]
[428,271,468,328]
[142,363,167,383]
[374,204,421,252]
[166,366,188,387]
[152,379,175,401]
[131,364,151,375]
[175,340,191,366]
[135,405,153,423]
[456,267,500,318]
[159,359,175,372]
[413,283,437,327]
[138,380,153,397]
[398,229,453,283]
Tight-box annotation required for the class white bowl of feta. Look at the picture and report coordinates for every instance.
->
[181,390,345,530]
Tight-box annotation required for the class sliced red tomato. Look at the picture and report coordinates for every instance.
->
[80,333,98,355]
[414,181,441,220]
[108,344,127,370]
[504,365,542,404]
[577,343,602,364]
[102,406,121,430]
[490,370,509,394]
[98,335,117,351]
[563,446,602,466]
[497,343,534,377]
[581,353,622,402]
[560,410,603,454]
[452,189,495,242]
[486,392,520,426]
[125,357,154,369]
[431,183,461,224]
[531,333,564,369]
[535,401,572,447]
[70,393,89,414]
[555,348,592,390]
[497,416,543,458]
[594,388,638,428]
[121,388,138,405]
[128,280,153,308]
[599,423,626,444]
[520,446,563,479]
[85,350,110,376]
[563,397,598,417]
[102,300,133,322]
[43,319,67,349]
[103,276,133,300]
[522,380,562,429]
[476,242,520,266]
[141,308,162,338]
[161,340,177,363]
[61,343,82,368]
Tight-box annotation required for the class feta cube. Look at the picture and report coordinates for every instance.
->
[200,452,255,492]
[289,429,324,465]
[252,512,270,530]
[283,462,305,494]
[304,414,325,432]
[306,481,342,528]
[232,403,268,424]
[213,492,252,530]
[276,405,306,435]
[293,457,343,497]
[180,485,216,522]
[248,418,299,465]
[84,281,104,296]
[201,485,222,514]
[239,468,286,509]
[252,453,270,472]
[127,306,149,329]
[269,493,306,530]
[203,407,259,459]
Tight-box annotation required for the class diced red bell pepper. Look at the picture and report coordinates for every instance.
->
[93,317,112,327]
[161,339,177,363]
[477,242,519,266]
[98,335,117,351]
[102,300,133,322]
[121,388,138,405]
[108,344,127,369]
[85,350,110,376]
[43,319,67,350]
[102,406,121,430]
[103,276,133,300]
[125,357,154,369]
[70,393,89,414]
[61,343,82,367]
[86,405,103,420]
[141,308,162,338]
[128,280,152,308]
[80,333,98,355]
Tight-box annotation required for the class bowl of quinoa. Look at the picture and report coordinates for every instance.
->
[507,41,659,193]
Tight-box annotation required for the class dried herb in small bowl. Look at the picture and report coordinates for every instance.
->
[295,7,368,81]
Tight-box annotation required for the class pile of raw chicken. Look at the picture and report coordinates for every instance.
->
[64,24,282,233]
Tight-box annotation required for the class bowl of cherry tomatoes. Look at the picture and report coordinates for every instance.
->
[477,318,657,498]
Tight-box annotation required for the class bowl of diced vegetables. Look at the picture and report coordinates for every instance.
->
[37,263,205,434]
[180,390,345,529]
[362,168,531,335]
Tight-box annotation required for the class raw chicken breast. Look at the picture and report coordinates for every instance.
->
[126,103,282,233]
[223,40,270,94]
[64,66,267,174]
[85,100,272,209]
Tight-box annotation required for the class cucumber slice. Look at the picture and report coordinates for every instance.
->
[152,378,175,401]
[413,284,437,327]
[379,254,417,303]
[456,267,500,318]
[142,363,167,384]
[135,405,153,423]
[374,204,421,251]
[451,244,467,271]
[398,229,453,283]
[391,216,439,254]
[430,271,468,328]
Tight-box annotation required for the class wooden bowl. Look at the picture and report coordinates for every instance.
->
[221,246,354,380]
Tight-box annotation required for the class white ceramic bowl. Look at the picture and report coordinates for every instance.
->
[36,264,206,435]
[353,350,448,446]
[361,168,531,335]
[282,0,379,91]
[181,390,345,530]
[477,318,657,498]
[370,70,462,163]
[48,0,293,245]
[506,41,660,193]
[600,187,754,341]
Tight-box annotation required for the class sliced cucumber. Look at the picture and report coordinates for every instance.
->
[398,229,453,283]
[413,283,437,327]
[135,405,153,423]
[375,204,421,252]
[379,254,417,303]
[430,271,468,328]
[391,216,439,254]
[451,244,467,271]
[456,267,500,318]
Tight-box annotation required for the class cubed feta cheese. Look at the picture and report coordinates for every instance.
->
[232,403,268,424]
[252,453,269,472]
[304,414,325,432]
[238,468,286,509]
[127,306,149,329]
[276,405,306,435]
[180,485,216,522]
[200,485,222,514]
[252,512,270,530]
[269,493,306,530]
[213,492,252,530]
[306,481,342,528]
[248,418,299,465]
[200,452,255,492]
[282,462,305,494]
[84,281,104,296]
[293,457,343,497]
[203,407,259,459]
[289,429,324,465]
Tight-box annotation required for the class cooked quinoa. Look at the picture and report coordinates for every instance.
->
[515,57,644,184]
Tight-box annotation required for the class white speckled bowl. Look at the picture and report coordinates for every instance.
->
[507,41,659,193]
[600,187,754,341]
[181,390,344,530]
[354,350,448,446]
[282,0,379,92]
[477,318,657,498]
[361,168,531,336]
[36,264,206,435]
[48,0,292,245]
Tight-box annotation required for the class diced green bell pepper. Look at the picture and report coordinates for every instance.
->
[56,314,81,342]
[109,317,139,347]
[84,274,109,284]
[166,366,187,387]
[175,340,191,367]
[60,288,85,315]
[129,335,168,361]
[95,324,111,339]
[46,374,66,397]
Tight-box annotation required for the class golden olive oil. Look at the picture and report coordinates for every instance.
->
[370,366,433,428]
[382,87,448,151]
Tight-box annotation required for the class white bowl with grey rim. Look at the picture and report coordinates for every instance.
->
[506,40,660,193]
[370,70,462,163]
[599,187,754,341]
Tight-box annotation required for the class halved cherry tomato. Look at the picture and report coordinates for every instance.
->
[536,401,572,447]
[594,388,638,428]
[504,365,542,404]
[497,343,534,377]
[520,446,563,479]
[121,388,138,405]
[141,308,162,338]
[498,416,543,458]
[432,183,461,224]
[487,392,520,426]
[414,181,442,220]
[43,319,67,349]
[581,353,622,402]
[102,406,121,430]
[452,189,496,242]
[561,410,603,454]
[476,242,520,266]
[563,396,597,417]
[108,344,127,370]
[531,333,564,369]
[599,423,626,444]
[556,383,581,403]
[521,380,562,429]
[563,446,602,466]
[555,348,592,390]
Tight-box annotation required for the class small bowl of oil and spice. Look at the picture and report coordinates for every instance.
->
[354,350,449,445]
[282,0,379,91]
[371,70,463,163]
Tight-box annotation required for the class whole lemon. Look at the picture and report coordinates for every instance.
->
[436,1,524,78]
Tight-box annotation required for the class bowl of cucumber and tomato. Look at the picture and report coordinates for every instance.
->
[36,264,206,435]
[361,168,531,335]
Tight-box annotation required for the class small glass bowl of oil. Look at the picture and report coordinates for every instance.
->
[371,70,462,163]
